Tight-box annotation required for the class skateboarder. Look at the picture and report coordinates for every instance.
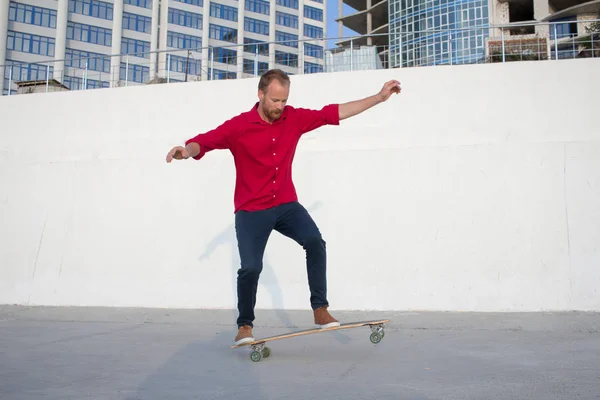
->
[166,69,401,345]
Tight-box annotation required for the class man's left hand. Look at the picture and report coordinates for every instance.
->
[378,80,402,102]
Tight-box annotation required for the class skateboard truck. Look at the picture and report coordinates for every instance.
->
[369,323,385,344]
[250,342,271,362]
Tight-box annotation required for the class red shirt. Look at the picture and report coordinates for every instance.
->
[185,102,340,212]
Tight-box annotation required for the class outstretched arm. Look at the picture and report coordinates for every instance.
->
[166,142,200,162]
[166,118,237,163]
[338,80,401,121]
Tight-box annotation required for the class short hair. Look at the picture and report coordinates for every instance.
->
[258,69,290,92]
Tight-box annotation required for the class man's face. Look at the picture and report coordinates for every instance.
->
[259,80,289,122]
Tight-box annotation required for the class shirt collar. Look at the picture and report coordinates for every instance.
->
[249,102,288,125]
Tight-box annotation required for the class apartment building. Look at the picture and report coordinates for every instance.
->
[0,0,327,95]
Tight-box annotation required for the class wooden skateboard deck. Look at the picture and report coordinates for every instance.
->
[231,319,390,362]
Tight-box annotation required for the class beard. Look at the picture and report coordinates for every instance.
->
[264,106,282,120]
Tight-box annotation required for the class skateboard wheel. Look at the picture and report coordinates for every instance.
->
[250,351,262,362]
[262,347,271,358]
[370,332,382,344]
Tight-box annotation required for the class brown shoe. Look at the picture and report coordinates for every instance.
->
[314,306,341,329]
[234,325,254,345]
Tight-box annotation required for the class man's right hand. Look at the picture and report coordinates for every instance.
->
[166,146,190,163]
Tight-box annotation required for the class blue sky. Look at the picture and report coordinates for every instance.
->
[325,1,359,49]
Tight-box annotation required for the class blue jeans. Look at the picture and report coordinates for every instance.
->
[234,201,328,328]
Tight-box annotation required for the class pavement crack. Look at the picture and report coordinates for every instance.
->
[29,322,148,349]
[339,363,358,380]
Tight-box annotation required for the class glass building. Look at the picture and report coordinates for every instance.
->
[388,0,490,67]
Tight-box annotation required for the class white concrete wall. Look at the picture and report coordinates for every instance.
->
[1,59,599,312]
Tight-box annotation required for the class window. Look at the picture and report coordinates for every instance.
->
[244,17,269,35]
[168,8,203,29]
[244,38,269,55]
[276,0,298,10]
[123,12,152,33]
[210,3,238,22]
[245,0,269,15]
[6,31,55,56]
[304,61,323,73]
[550,17,577,39]
[67,22,112,46]
[275,50,298,67]
[212,48,237,64]
[172,0,203,6]
[4,61,53,93]
[124,0,152,8]
[69,0,113,20]
[303,5,323,22]
[208,68,236,80]
[209,24,238,43]
[167,31,202,49]
[304,24,323,38]
[304,43,323,58]
[63,75,110,90]
[121,38,151,58]
[120,63,149,83]
[65,48,111,72]
[168,54,202,75]
[243,59,268,74]
[276,11,298,28]
[9,2,57,28]
[276,30,297,47]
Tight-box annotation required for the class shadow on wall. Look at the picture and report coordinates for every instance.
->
[197,201,324,329]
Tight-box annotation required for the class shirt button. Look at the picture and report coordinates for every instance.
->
[273,153,276,156]
[273,180,276,183]
[272,138,275,141]
[275,167,278,170]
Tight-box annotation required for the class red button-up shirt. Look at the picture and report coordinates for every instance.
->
[185,102,340,212]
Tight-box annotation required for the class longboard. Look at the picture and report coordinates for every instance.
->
[231,319,390,362]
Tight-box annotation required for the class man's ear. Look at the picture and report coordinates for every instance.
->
[258,89,264,102]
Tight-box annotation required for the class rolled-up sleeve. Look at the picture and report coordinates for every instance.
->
[185,118,237,160]
[294,104,340,135]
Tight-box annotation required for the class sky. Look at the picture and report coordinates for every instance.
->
[325,1,359,49]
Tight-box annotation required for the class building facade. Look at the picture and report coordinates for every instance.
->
[388,0,490,66]
[386,0,599,67]
[335,0,388,47]
[334,0,598,69]
[331,0,390,69]
[1,0,327,95]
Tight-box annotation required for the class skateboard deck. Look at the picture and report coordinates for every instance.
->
[231,319,390,362]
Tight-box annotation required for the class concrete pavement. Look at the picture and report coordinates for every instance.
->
[1,306,599,399]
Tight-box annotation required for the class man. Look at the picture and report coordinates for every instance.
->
[166,69,401,345]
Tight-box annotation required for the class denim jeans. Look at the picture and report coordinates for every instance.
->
[234,201,328,328]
